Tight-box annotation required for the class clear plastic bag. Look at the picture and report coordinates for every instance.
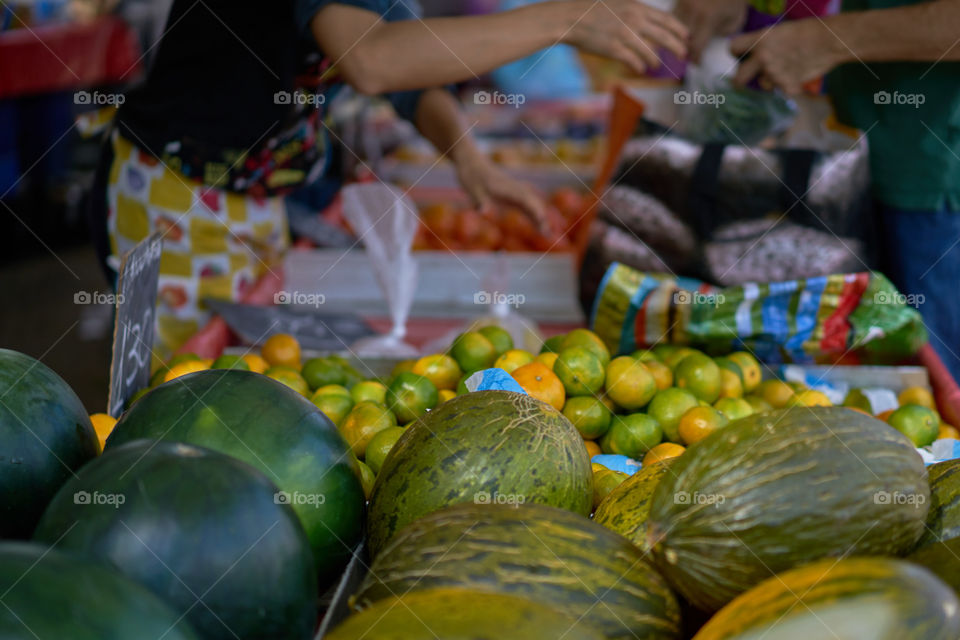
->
[341,183,420,358]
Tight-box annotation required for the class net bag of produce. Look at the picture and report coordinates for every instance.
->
[590,262,927,365]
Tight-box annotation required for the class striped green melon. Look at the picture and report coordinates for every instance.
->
[647,407,929,612]
[593,459,677,552]
[366,391,592,555]
[907,458,960,594]
[354,502,680,640]
[330,587,604,640]
[693,557,960,640]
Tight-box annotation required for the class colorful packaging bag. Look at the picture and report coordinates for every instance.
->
[591,263,928,365]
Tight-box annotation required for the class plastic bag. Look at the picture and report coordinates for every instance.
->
[341,183,420,358]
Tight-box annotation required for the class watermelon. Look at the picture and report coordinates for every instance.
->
[0,542,199,639]
[0,349,99,538]
[366,390,592,555]
[355,502,680,640]
[693,557,960,640]
[330,587,604,640]
[105,369,363,584]
[593,459,676,552]
[648,407,929,612]
[907,458,960,594]
[34,440,318,640]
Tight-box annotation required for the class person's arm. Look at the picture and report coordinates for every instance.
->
[675,0,748,63]
[310,1,687,95]
[413,88,548,231]
[731,0,960,94]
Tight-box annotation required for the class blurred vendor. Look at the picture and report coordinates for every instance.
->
[679,0,960,380]
[97,0,687,358]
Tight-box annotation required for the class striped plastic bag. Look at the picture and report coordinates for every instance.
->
[590,263,927,365]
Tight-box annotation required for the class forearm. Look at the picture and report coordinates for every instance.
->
[413,88,481,165]
[827,0,960,65]
[312,4,571,94]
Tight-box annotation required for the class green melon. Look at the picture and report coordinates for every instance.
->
[593,459,677,552]
[355,502,680,640]
[330,588,604,640]
[648,407,929,612]
[693,557,960,640]
[0,349,99,538]
[366,390,591,555]
[34,440,318,640]
[907,458,960,594]
[104,369,363,585]
[0,542,199,640]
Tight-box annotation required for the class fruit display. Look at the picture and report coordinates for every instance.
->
[354,502,681,640]
[328,588,605,640]
[692,557,960,640]
[648,407,930,612]
[34,441,318,640]
[0,542,200,639]
[366,390,592,555]
[105,369,365,586]
[0,348,100,538]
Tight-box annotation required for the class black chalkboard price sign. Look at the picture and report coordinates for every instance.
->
[107,233,163,417]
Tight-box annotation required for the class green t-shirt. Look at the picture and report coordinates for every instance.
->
[828,0,960,210]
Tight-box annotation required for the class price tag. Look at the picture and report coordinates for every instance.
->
[107,233,163,417]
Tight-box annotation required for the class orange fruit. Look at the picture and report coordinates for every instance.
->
[478,325,514,356]
[261,334,301,368]
[340,401,397,458]
[677,406,729,445]
[643,442,686,466]
[89,413,116,452]
[554,347,605,397]
[717,367,744,399]
[876,409,895,422]
[311,393,354,427]
[632,349,661,363]
[938,423,960,440]
[843,388,873,412]
[584,440,602,458]
[450,331,497,372]
[713,397,754,421]
[604,356,657,411]
[390,359,417,379]
[364,426,406,474]
[351,380,387,405]
[265,366,309,395]
[898,386,936,411]
[437,389,457,404]
[788,389,833,407]
[512,362,566,410]
[745,394,774,413]
[600,414,663,458]
[559,329,611,366]
[562,396,612,439]
[493,349,535,374]
[663,347,701,371]
[642,360,673,391]
[758,379,795,409]
[241,353,269,374]
[888,404,939,447]
[673,353,721,403]
[412,354,462,391]
[313,384,351,399]
[647,387,699,443]
[163,359,209,383]
[536,352,559,370]
[727,351,762,392]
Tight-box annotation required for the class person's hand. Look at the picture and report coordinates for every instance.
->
[731,19,844,94]
[561,0,688,74]
[452,150,548,234]
[675,0,749,62]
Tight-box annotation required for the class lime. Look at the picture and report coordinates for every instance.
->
[642,360,673,390]
[888,404,939,447]
[386,372,439,424]
[600,413,663,458]
[631,349,661,363]
[412,354,462,391]
[301,357,346,390]
[356,460,376,498]
[311,393,354,427]
[647,387,699,443]
[265,366,309,395]
[540,334,566,354]
[714,397,754,421]
[843,388,873,412]
[340,401,397,457]
[351,380,387,405]
[554,347,605,396]
[673,353,721,403]
[560,328,611,366]
[211,354,250,371]
[727,351,762,392]
[758,379,795,409]
[365,426,406,474]
[604,356,657,411]
[664,347,702,371]
[562,396,613,439]
[314,384,351,398]
[450,331,497,372]
[478,325,514,356]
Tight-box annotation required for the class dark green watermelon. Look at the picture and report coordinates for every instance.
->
[0,348,99,538]
[648,407,929,612]
[105,369,363,585]
[355,502,680,640]
[693,557,960,640]
[0,542,199,639]
[367,390,592,555]
[33,440,318,640]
